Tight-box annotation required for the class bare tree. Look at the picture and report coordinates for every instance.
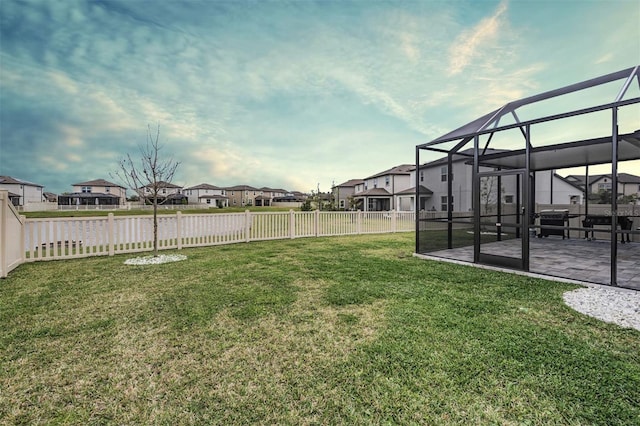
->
[114,124,180,256]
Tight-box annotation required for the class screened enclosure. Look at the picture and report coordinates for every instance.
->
[415,66,640,289]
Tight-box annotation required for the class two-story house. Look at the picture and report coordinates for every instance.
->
[58,179,126,206]
[353,165,414,211]
[184,183,228,207]
[332,179,363,210]
[225,185,261,207]
[137,181,186,205]
[566,173,640,203]
[0,175,44,206]
[255,187,288,207]
[414,149,584,212]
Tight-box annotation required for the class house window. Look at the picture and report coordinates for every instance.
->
[162,189,166,194]
[105,187,110,193]
[206,199,211,204]
[420,171,424,182]
[504,195,514,204]
[440,167,447,182]
[441,196,453,211]
[598,182,611,191]
[339,199,345,208]
[373,179,378,189]
[385,176,390,187]
[81,186,91,193]
[570,195,580,204]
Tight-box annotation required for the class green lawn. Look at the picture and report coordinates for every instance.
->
[1,233,638,424]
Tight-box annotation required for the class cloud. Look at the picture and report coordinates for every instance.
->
[448,0,509,75]
[595,53,614,64]
[59,125,84,148]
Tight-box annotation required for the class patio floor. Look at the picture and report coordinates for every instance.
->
[422,236,640,290]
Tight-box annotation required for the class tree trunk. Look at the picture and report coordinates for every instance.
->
[153,196,158,256]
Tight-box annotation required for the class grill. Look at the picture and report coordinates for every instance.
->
[538,209,570,239]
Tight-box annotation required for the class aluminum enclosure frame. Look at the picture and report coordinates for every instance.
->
[415,66,640,287]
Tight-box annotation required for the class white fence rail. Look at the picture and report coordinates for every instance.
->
[14,210,414,265]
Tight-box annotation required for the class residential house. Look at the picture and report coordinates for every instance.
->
[272,191,307,204]
[353,165,414,211]
[566,173,640,203]
[414,149,585,212]
[184,183,228,207]
[137,181,186,205]
[225,185,260,207]
[58,179,126,206]
[332,179,363,210]
[0,175,44,206]
[43,192,58,203]
[255,187,288,207]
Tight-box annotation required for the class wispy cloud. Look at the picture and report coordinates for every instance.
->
[448,0,509,75]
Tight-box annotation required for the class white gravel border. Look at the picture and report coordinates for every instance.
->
[124,254,187,265]
[563,286,640,331]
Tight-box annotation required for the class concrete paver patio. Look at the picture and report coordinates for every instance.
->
[423,236,640,290]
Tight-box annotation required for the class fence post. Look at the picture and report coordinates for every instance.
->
[289,210,295,239]
[0,192,6,277]
[314,209,320,237]
[357,210,362,234]
[108,213,115,256]
[245,210,251,242]
[176,211,183,250]
[20,215,26,259]
[391,210,397,233]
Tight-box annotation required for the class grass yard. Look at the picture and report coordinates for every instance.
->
[1,233,639,424]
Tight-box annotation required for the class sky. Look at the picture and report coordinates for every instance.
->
[1,0,639,196]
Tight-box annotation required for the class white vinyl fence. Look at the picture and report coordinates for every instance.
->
[1,191,25,277]
[11,210,414,266]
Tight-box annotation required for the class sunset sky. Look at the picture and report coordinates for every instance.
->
[1,0,639,195]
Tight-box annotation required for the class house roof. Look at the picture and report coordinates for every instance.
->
[225,185,258,191]
[185,183,222,190]
[587,173,640,184]
[73,178,125,188]
[354,188,392,197]
[335,179,364,187]
[553,174,585,192]
[365,164,414,180]
[395,185,434,196]
[0,175,44,187]
[138,180,183,189]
